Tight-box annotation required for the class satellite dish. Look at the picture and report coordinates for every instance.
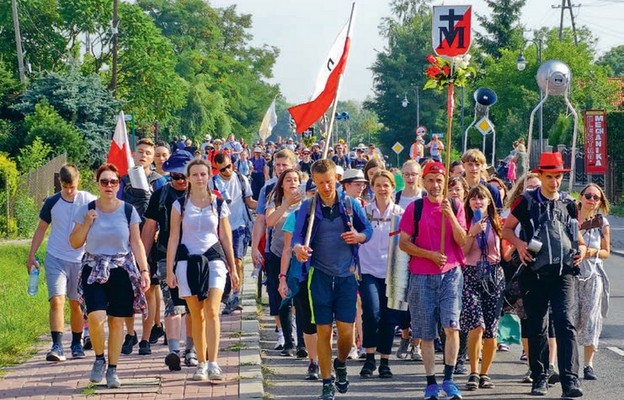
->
[536,60,571,96]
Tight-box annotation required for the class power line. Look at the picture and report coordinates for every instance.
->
[552,0,581,45]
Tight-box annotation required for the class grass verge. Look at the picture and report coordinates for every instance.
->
[0,242,48,370]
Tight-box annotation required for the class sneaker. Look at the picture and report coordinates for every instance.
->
[106,368,121,388]
[520,350,528,361]
[441,379,462,399]
[378,363,393,379]
[148,324,165,344]
[530,377,548,396]
[221,301,234,315]
[208,363,224,380]
[71,343,86,359]
[396,338,410,359]
[359,359,376,378]
[411,345,423,362]
[280,344,295,357]
[497,343,510,352]
[583,365,597,380]
[547,365,559,385]
[522,368,533,383]
[347,345,359,360]
[90,359,106,383]
[319,382,335,400]
[358,347,367,360]
[296,346,308,358]
[306,362,320,380]
[192,362,208,381]
[424,383,440,400]
[562,377,583,398]
[479,374,495,389]
[454,360,468,375]
[46,343,66,362]
[165,351,181,371]
[138,340,151,355]
[121,332,138,355]
[274,330,285,350]
[333,358,349,394]
[184,349,198,367]
[83,336,92,350]
[466,373,479,391]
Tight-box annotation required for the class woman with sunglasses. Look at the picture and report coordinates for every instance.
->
[574,184,611,381]
[69,163,150,388]
[461,185,505,391]
[166,159,239,381]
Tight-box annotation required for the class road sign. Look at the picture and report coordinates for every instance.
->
[432,5,472,58]
[476,117,494,135]
[415,126,427,137]
[392,142,404,154]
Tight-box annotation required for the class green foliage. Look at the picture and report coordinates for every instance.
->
[0,119,23,157]
[0,60,22,117]
[334,100,382,149]
[0,153,20,195]
[597,45,624,77]
[23,102,86,164]
[475,0,526,60]
[607,111,624,160]
[16,137,52,173]
[547,114,572,148]
[13,191,39,238]
[178,79,231,142]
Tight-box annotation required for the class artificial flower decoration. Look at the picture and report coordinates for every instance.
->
[424,54,476,90]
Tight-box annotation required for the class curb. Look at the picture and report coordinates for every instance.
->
[238,267,264,400]
[610,248,624,258]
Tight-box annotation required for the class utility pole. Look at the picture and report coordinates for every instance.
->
[111,0,119,98]
[553,0,580,45]
[11,0,25,83]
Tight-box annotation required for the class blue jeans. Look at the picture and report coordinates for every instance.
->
[359,274,395,355]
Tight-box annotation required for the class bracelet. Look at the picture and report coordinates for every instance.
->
[279,274,287,279]
[141,269,149,273]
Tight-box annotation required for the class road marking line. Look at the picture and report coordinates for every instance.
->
[607,346,624,356]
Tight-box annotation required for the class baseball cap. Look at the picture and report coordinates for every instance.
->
[422,161,446,177]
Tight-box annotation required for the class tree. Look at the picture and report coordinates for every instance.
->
[598,45,624,77]
[16,137,52,173]
[475,0,526,60]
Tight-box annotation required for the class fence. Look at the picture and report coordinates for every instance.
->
[19,154,67,205]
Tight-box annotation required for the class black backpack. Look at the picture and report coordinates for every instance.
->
[87,201,133,225]
[121,172,163,222]
[410,197,460,240]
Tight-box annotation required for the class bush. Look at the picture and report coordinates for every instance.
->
[14,190,39,238]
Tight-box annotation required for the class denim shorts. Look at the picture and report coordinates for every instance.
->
[44,253,82,301]
[408,266,463,341]
[232,226,249,260]
[308,267,358,325]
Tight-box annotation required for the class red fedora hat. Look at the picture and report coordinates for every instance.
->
[532,152,571,173]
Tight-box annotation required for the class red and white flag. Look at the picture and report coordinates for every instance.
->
[288,6,355,134]
[107,111,135,176]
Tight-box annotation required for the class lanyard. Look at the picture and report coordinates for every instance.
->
[477,218,491,258]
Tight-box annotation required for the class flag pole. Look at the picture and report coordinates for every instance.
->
[440,61,456,254]
[304,2,355,247]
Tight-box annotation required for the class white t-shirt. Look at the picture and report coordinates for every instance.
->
[74,202,141,256]
[397,191,423,210]
[211,174,252,229]
[40,191,97,262]
[359,202,404,279]
[173,197,230,255]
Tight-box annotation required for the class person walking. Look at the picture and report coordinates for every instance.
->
[166,159,240,381]
[27,164,96,362]
[69,163,150,388]
[292,159,373,400]
[502,152,586,398]
[574,183,611,381]
[398,161,467,400]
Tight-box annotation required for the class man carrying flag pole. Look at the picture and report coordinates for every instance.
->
[289,4,374,400]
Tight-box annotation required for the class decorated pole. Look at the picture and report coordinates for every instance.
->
[428,5,474,254]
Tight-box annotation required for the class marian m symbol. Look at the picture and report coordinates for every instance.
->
[438,9,465,49]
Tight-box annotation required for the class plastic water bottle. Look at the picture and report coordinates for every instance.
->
[251,263,262,280]
[28,259,39,296]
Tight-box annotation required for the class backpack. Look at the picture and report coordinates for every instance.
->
[87,201,133,225]
[410,197,460,240]
[175,195,225,238]
[155,184,186,253]
[520,191,578,275]
[121,172,162,221]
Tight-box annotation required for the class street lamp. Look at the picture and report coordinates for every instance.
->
[517,38,544,152]
[401,87,420,127]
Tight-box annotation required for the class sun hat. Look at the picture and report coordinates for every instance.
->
[532,152,571,173]
[335,165,344,176]
[163,150,193,174]
[341,169,367,183]
[253,146,262,153]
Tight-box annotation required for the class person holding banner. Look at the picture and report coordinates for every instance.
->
[292,159,373,400]
[398,161,467,400]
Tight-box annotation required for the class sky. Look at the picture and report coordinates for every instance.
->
[210,0,624,103]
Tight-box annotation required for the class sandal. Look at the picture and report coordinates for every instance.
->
[466,373,479,391]
[359,360,376,378]
[479,374,495,389]
[378,364,393,379]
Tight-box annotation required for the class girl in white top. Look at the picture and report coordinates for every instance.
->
[574,183,611,380]
[395,160,424,209]
[166,159,239,381]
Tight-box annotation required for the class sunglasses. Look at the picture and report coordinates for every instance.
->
[170,173,186,181]
[219,164,232,172]
[583,193,600,201]
[99,178,119,187]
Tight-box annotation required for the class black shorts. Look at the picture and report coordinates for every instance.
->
[81,266,134,318]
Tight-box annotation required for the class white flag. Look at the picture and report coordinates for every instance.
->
[258,98,278,140]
